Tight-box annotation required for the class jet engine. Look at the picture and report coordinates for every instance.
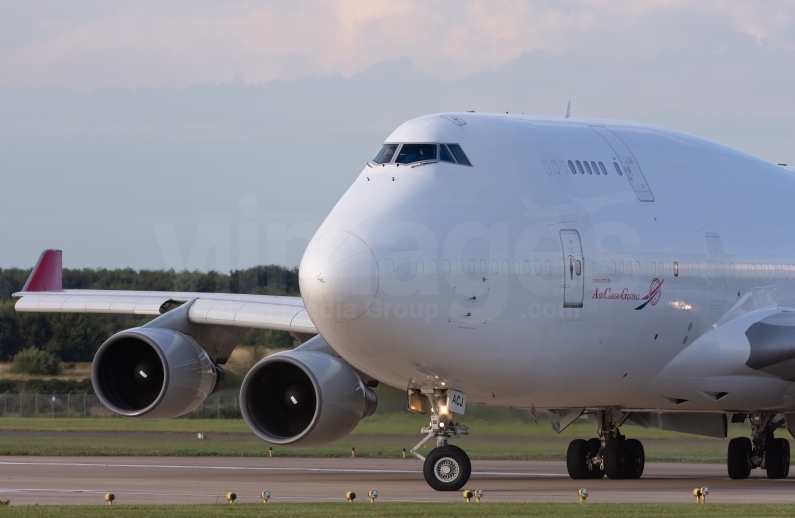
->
[240,350,376,446]
[92,327,220,419]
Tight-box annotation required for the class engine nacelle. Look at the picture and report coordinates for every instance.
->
[240,350,376,446]
[92,327,219,419]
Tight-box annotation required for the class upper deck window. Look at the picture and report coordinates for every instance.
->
[396,144,437,164]
[373,144,398,164]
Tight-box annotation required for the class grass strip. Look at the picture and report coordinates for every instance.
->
[2,503,795,518]
[0,416,755,439]
[0,416,777,462]
[0,434,731,462]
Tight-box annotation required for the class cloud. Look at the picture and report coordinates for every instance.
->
[1,1,793,90]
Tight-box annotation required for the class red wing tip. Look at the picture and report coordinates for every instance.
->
[21,249,63,292]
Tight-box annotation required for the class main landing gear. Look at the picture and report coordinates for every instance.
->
[408,388,471,491]
[566,410,645,480]
[727,414,790,480]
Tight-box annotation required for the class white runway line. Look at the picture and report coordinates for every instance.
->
[0,460,566,477]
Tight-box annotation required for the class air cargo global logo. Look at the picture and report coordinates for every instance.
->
[591,278,663,310]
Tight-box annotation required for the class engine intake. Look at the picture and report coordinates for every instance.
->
[241,350,376,446]
[92,328,218,419]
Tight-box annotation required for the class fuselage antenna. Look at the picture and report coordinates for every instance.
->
[565,101,571,119]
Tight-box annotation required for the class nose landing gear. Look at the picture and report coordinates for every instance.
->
[727,413,790,479]
[408,388,471,491]
[423,445,471,491]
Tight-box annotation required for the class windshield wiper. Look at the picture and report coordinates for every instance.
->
[410,160,437,168]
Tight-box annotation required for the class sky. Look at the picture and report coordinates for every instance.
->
[2,1,794,271]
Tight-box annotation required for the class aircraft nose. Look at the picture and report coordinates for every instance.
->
[299,231,378,324]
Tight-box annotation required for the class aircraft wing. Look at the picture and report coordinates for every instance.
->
[13,250,317,336]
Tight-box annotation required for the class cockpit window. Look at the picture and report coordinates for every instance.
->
[439,144,455,163]
[395,143,437,164]
[447,144,472,166]
[373,144,399,164]
[370,142,471,167]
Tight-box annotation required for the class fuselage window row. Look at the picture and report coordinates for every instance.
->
[383,258,795,280]
[543,160,617,176]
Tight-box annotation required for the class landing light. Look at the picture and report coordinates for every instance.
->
[439,405,448,415]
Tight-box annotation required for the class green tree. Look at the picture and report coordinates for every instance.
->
[0,265,299,363]
[0,301,23,360]
[10,347,62,375]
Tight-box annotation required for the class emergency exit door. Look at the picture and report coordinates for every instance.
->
[560,230,584,308]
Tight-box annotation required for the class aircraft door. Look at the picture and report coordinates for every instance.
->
[708,261,725,306]
[705,233,726,306]
[560,230,584,308]
[590,126,654,202]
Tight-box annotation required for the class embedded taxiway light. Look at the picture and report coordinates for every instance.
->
[346,491,356,502]
[475,489,484,503]
[368,490,378,503]
[226,492,237,504]
[104,493,115,505]
[462,490,474,503]
[578,488,588,504]
[261,491,271,503]
[692,487,709,504]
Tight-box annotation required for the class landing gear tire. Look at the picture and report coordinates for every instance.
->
[566,439,591,480]
[727,437,752,480]
[587,438,605,479]
[604,439,627,480]
[423,445,471,491]
[623,439,645,479]
[766,437,790,479]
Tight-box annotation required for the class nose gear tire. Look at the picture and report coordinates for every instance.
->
[423,445,471,491]
[727,437,752,480]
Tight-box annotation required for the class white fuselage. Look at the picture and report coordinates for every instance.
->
[298,112,795,414]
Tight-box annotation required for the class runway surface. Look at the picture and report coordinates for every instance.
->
[2,456,794,505]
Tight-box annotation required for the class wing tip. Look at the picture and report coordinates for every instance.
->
[21,249,63,292]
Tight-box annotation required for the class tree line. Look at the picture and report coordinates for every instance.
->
[0,265,299,362]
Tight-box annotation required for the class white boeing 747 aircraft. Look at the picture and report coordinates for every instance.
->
[14,112,795,489]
